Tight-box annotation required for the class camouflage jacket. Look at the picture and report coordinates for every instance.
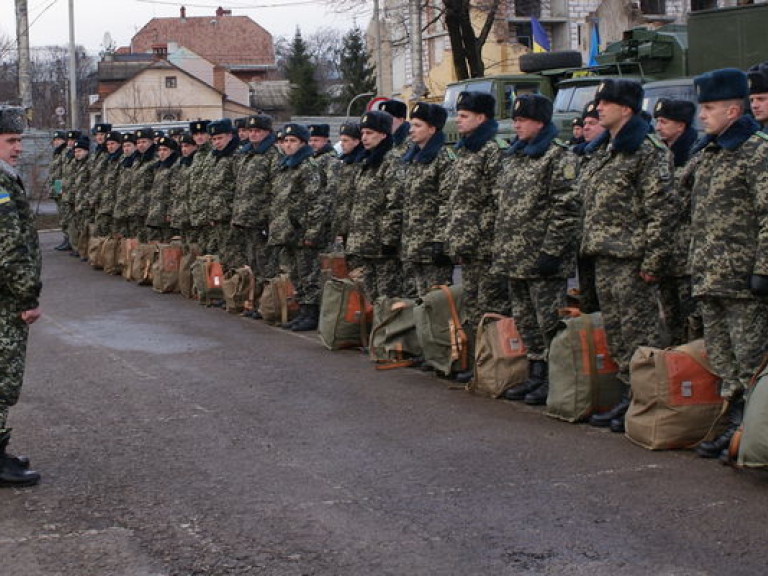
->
[390,122,411,159]
[187,144,212,227]
[96,150,123,217]
[0,161,41,312]
[491,123,581,278]
[169,154,195,229]
[347,137,399,257]
[231,134,280,229]
[202,138,240,224]
[437,119,504,261]
[72,156,92,214]
[664,126,699,278]
[60,151,78,208]
[146,153,179,227]
[47,143,67,198]
[330,145,364,240]
[268,144,327,247]
[127,145,157,219]
[112,153,138,222]
[382,132,454,262]
[86,145,109,213]
[578,114,678,276]
[313,144,339,188]
[687,117,768,298]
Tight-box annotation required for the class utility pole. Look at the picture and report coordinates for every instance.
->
[15,0,33,111]
[409,0,425,101]
[373,0,384,96]
[68,0,79,128]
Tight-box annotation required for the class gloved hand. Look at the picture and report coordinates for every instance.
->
[750,273,768,296]
[535,252,561,277]
[381,244,398,257]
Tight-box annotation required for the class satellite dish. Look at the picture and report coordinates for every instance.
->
[103,32,113,48]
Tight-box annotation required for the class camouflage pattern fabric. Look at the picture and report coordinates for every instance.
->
[508,278,566,361]
[87,146,109,217]
[460,261,510,359]
[659,275,700,346]
[128,148,158,242]
[410,262,453,298]
[94,151,122,236]
[280,246,322,306]
[356,258,402,303]
[112,158,136,237]
[146,154,179,242]
[187,144,212,229]
[68,156,91,252]
[59,152,77,236]
[329,159,358,241]
[47,144,67,229]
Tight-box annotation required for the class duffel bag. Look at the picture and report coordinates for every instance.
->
[625,340,726,450]
[728,359,768,468]
[87,232,107,269]
[222,266,256,314]
[101,236,120,275]
[259,274,299,325]
[191,255,224,305]
[468,313,528,398]
[318,278,371,350]
[131,242,158,286]
[179,243,201,299]
[369,296,421,368]
[119,237,138,280]
[413,284,467,377]
[152,239,183,294]
[544,310,623,423]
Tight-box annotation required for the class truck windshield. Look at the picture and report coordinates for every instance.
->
[553,84,599,114]
[443,80,492,116]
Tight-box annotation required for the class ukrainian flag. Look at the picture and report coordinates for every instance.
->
[531,17,550,53]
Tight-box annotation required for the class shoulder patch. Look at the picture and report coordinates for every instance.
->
[445,147,457,161]
[0,191,11,204]
[495,136,510,149]
[553,138,569,149]
[646,133,666,150]
[756,131,768,142]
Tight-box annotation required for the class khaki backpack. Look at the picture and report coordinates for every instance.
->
[318,278,372,350]
[87,231,107,269]
[259,274,299,325]
[100,237,120,275]
[369,297,421,369]
[413,285,467,377]
[151,239,183,294]
[191,255,224,305]
[119,238,138,280]
[729,358,768,468]
[179,244,201,299]
[131,242,158,286]
[222,266,256,314]
[468,313,528,398]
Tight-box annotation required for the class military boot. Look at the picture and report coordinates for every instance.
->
[503,360,547,401]
[54,237,72,251]
[0,430,40,487]
[291,304,319,332]
[696,394,744,459]
[281,305,307,330]
[524,377,549,406]
[590,389,631,429]
[0,429,29,469]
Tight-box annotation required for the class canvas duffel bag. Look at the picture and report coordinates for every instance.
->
[131,242,158,286]
[191,255,224,305]
[318,278,372,350]
[413,284,467,377]
[259,274,300,325]
[179,244,201,299]
[222,265,256,314]
[87,232,107,269]
[119,238,138,280]
[369,296,421,369]
[468,313,528,399]
[727,359,768,468]
[625,340,726,450]
[101,237,120,275]
[544,310,623,423]
[151,239,183,294]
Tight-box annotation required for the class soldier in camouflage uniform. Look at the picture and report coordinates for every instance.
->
[94,131,123,237]
[170,134,198,247]
[69,137,91,260]
[268,123,328,331]
[127,128,157,242]
[47,130,69,250]
[382,102,454,297]
[112,133,138,237]
[59,130,81,255]
[234,117,249,152]
[748,62,768,129]
[379,100,410,158]
[330,123,364,243]
[682,69,768,459]
[146,136,180,242]
[308,123,338,189]
[0,107,42,486]
[231,114,280,286]
[578,79,678,433]
[81,123,112,245]
[185,120,211,249]
[653,98,700,346]
[347,111,402,302]
[492,94,581,406]
[436,91,510,382]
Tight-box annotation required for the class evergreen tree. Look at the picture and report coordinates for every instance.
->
[336,27,377,116]
[285,28,327,115]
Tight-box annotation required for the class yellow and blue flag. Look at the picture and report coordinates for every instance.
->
[531,17,550,53]
[588,20,601,66]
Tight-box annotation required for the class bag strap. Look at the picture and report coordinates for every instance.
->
[581,314,601,409]
[439,285,468,371]
[354,281,369,348]
[278,278,289,325]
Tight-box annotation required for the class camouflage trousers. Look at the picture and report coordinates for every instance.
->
[279,246,322,306]
[659,275,702,347]
[406,261,454,298]
[594,257,663,387]
[577,255,600,314]
[460,260,510,358]
[508,278,568,361]
[233,228,276,281]
[698,296,768,399]
[145,225,174,243]
[355,257,402,303]
[199,223,229,257]
[95,213,112,237]
[0,309,30,430]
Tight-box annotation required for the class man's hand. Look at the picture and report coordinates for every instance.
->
[20,308,41,325]
[639,271,660,284]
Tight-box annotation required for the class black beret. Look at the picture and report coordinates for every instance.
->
[234,117,247,129]
[694,68,748,103]
[122,132,137,144]
[53,130,67,140]
[512,94,553,124]
[748,62,768,95]
[247,114,273,130]
[207,118,234,136]
[582,100,599,120]
[282,123,310,142]
[66,130,82,140]
[73,136,90,151]
[157,136,179,151]
[339,122,361,139]
[309,124,330,138]
[153,129,165,138]
[179,134,196,146]
[456,91,496,118]
[572,117,584,127]
[93,123,112,134]
[410,102,448,130]
[135,127,155,140]
[168,127,185,137]
[594,79,643,113]
[378,99,408,119]
[105,130,123,143]
[189,120,210,134]
[360,110,393,134]
[653,98,696,125]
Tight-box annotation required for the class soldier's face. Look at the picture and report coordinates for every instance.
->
[95,133,107,145]
[181,143,198,157]
[572,124,583,139]
[106,140,121,154]
[123,142,136,155]
[654,117,686,144]
[409,118,436,147]
[361,128,387,150]
[74,148,88,161]
[699,100,740,135]
[0,133,22,166]
[309,136,329,152]
[193,132,209,146]
[157,146,172,161]
[238,128,248,141]
[596,100,629,132]
[456,110,485,135]
[211,132,233,151]
[750,93,768,123]
[282,135,303,156]
[248,128,270,144]
[582,117,604,143]
[136,138,153,153]
[52,137,65,148]
[513,117,544,141]
[339,135,360,155]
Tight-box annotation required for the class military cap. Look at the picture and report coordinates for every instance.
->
[512,94,553,124]
[66,130,82,140]
[135,127,155,140]
[189,120,210,134]
[157,136,179,151]
[410,102,448,130]
[93,123,112,134]
[572,117,584,127]
[747,62,768,95]
[207,118,234,136]
[234,117,247,129]
[456,91,496,118]
[122,132,137,144]
[168,127,185,137]
[339,122,361,139]
[0,107,26,134]
[594,79,643,112]
[247,114,273,131]
[582,100,599,121]
[309,124,330,138]
[378,99,408,119]
[52,130,67,140]
[154,129,165,139]
[105,130,123,143]
[276,129,284,140]
[653,98,696,126]
[694,68,748,103]
[281,123,310,142]
[179,134,196,146]
[360,110,393,135]
[73,136,90,151]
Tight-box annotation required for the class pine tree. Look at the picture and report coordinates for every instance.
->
[336,27,377,116]
[285,28,327,115]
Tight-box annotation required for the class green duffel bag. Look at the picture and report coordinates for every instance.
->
[544,310,623,423]
[369,296,422,369]
[730,360,768,468]
[413,284,467,377]
[318,278,370,350]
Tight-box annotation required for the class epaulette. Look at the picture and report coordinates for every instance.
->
[445,147,457,161]
[495,136,510,149]
[755,131,768,142]
[553,138,569,149]
[646,133,666,150]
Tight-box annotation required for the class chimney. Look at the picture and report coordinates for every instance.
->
[180,6,186,19]
[216,6,225,18]
[213,65,226,93]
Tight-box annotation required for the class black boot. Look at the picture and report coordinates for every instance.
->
[696,394,744,459]
[0,430,40,487]
[54,237,72,251]
[503,360,547,401]
[281,305,306,329]
[590,390,631,428]
[524,381,549,406]
[291,304,319,331]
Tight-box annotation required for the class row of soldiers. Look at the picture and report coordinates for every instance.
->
[51,61,768,462]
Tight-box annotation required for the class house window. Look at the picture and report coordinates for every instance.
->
[515,0,541,18]
[640,0,666,14]
[165,76,177,89]
[690,0,717,9]
[512,22,533,49]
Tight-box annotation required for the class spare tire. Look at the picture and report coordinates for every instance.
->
[519,51,582,73]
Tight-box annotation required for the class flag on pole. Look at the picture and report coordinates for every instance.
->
[588,20,601,66]
[531,17,550,53]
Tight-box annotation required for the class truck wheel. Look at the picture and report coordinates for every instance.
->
[519,51,582,73]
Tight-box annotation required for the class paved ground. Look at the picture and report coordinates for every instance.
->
[2,231,768,576]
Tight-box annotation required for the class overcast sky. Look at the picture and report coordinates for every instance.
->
[0,0,367,54]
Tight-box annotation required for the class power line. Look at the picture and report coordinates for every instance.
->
[134,0,326,9]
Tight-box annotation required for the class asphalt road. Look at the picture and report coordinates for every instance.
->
[2,231,768,576]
